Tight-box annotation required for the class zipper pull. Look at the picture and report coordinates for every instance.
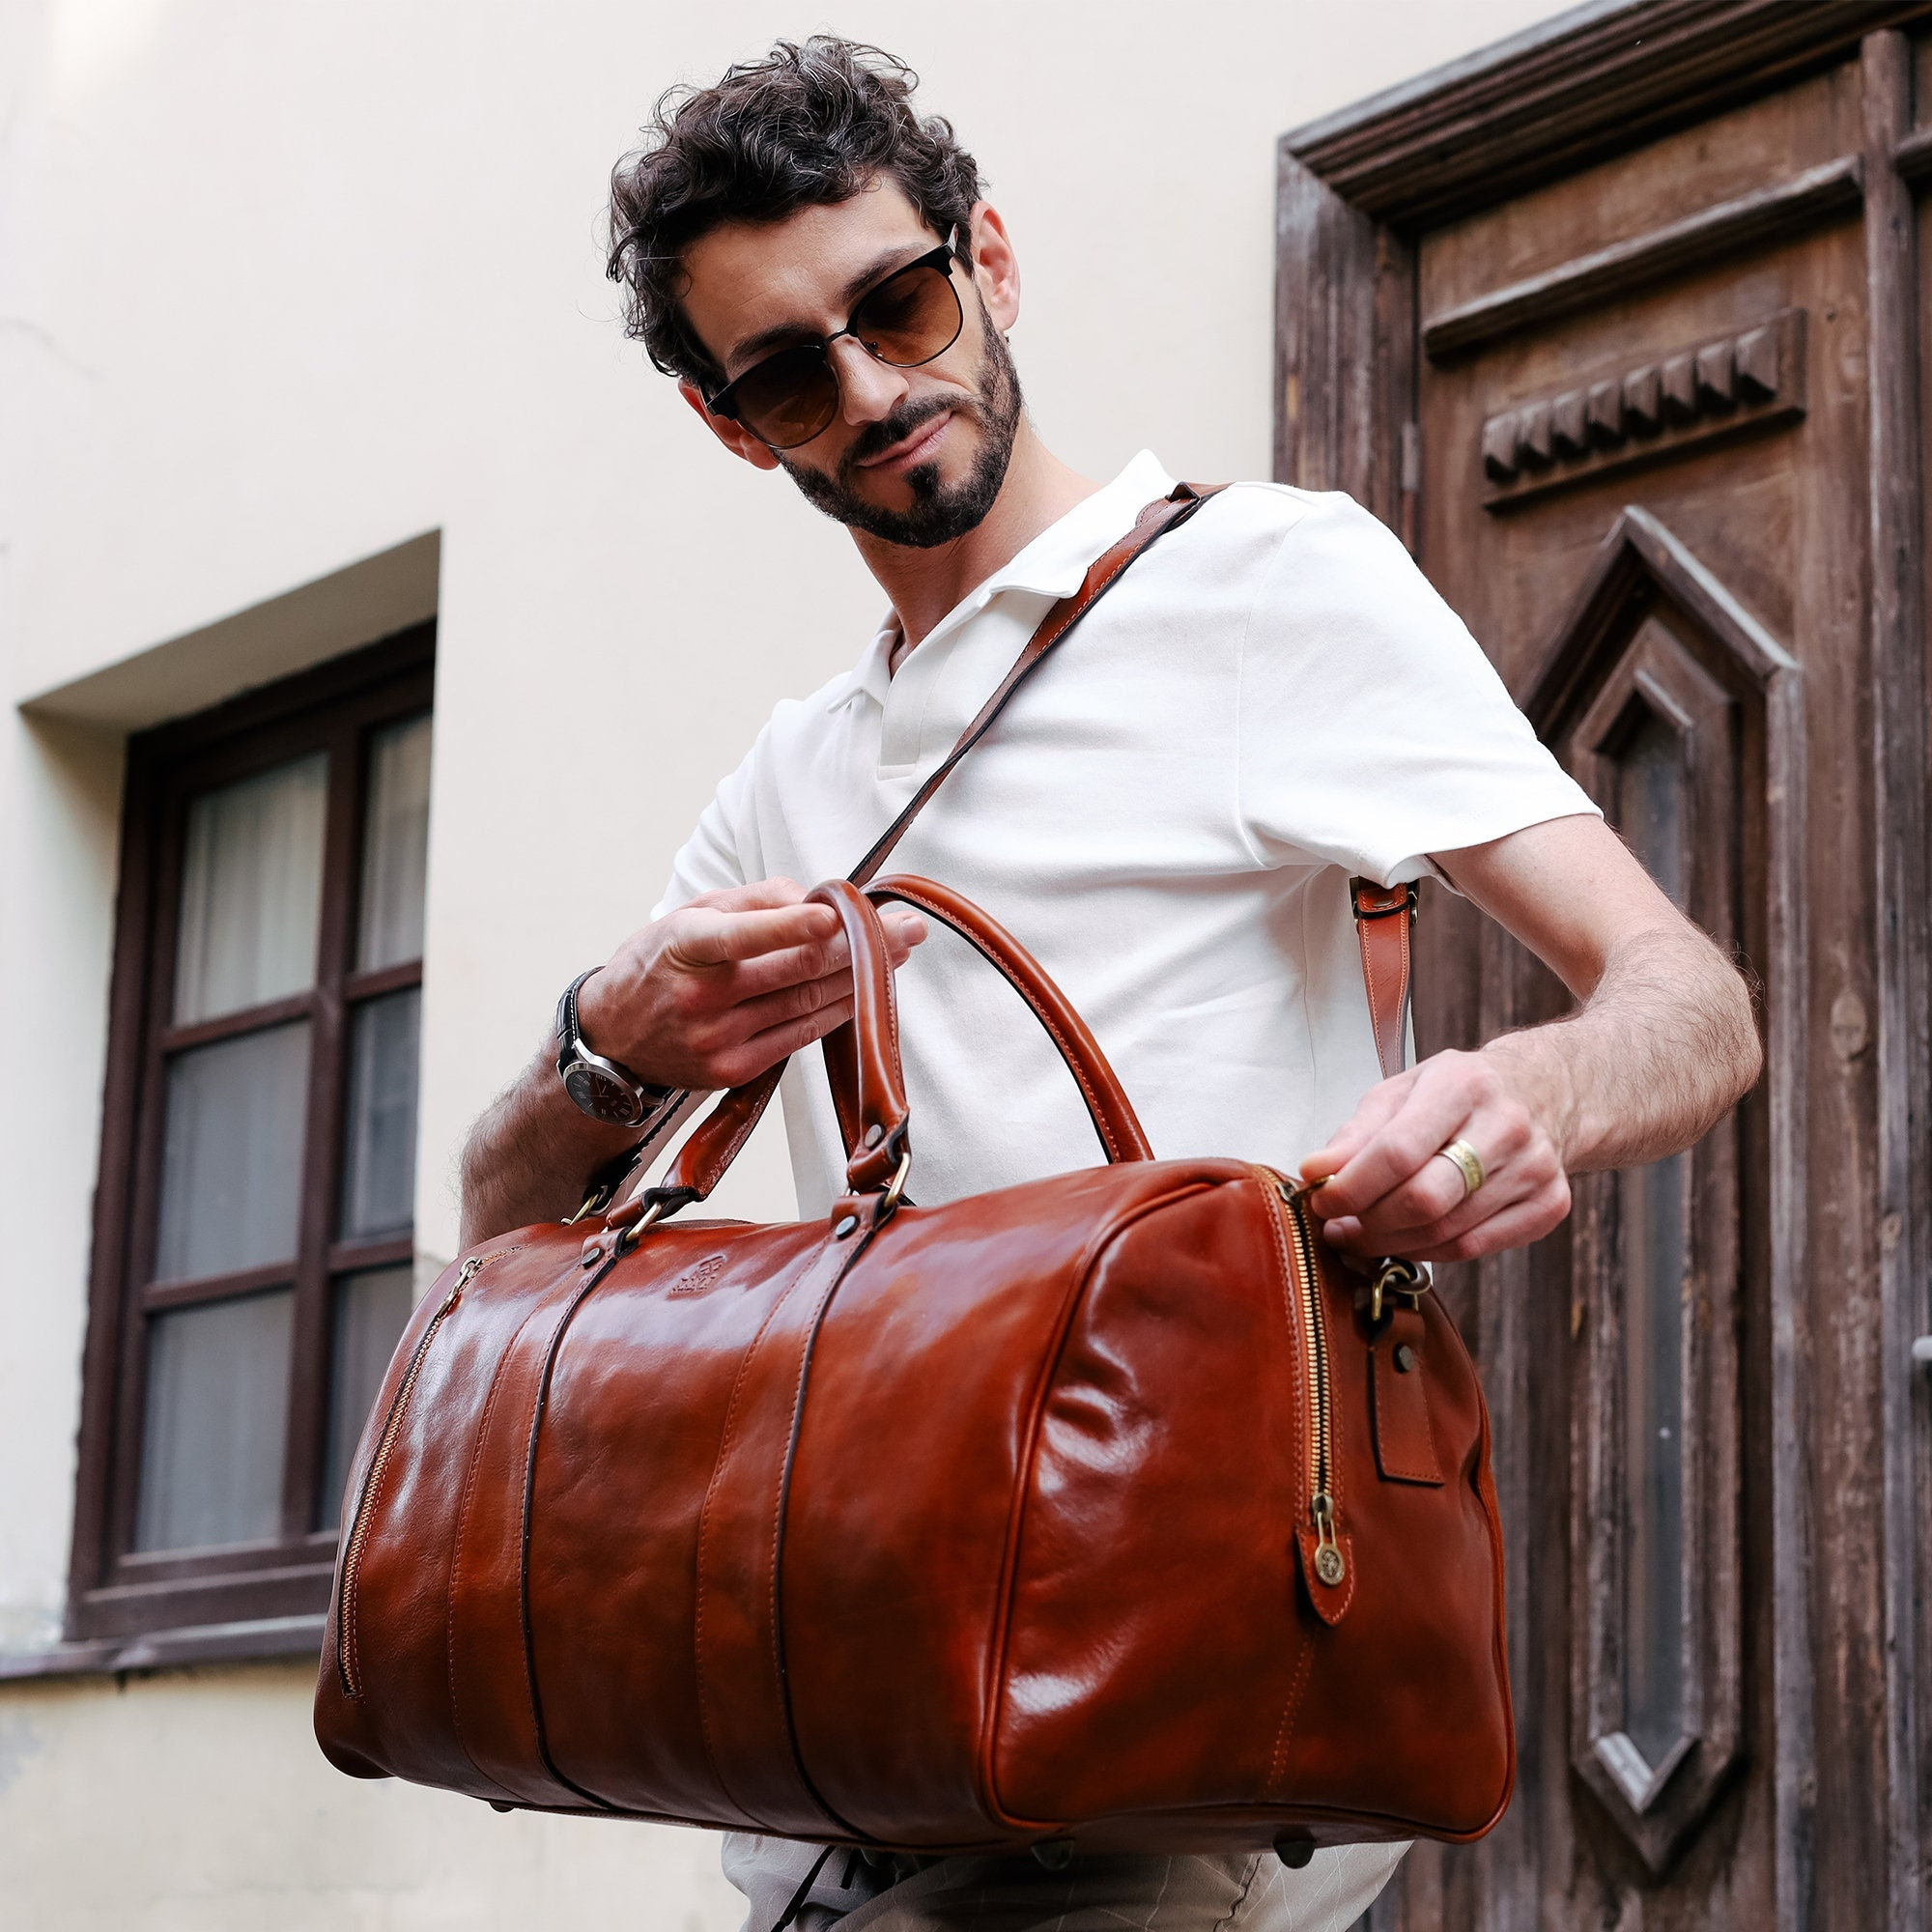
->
[439,1255,484,1317]
[1310,1492,1347,1587]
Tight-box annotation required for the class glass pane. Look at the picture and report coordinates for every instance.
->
[1622,710,1688,910]
[154,1021,311,1282]
[318,1265,416,1528]
[174,753,327,1023]
[339,988,421,1241]
[135,1288,295,1550]
[357,714,433,971]
[1616,708,1689,1766]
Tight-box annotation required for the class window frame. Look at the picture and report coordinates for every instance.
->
[67,624,436,1647]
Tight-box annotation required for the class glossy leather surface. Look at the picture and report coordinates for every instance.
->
[316,874,1513,1856]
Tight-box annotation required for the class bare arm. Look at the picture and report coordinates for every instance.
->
[1301,812,1761,1263]
[459,879,923,1247]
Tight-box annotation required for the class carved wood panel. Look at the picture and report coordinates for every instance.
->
[1279,7,1932,1929]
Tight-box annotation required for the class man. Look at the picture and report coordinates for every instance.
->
[461,37,1760,1932]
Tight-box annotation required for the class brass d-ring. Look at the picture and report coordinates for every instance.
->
[613,1199,668,1259]
[880,1149,913,1211]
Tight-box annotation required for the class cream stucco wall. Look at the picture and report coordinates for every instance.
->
[2,1,1570,1923]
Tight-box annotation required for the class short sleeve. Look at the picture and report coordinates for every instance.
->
[1236,490,1599,887]
[650,734,759,919]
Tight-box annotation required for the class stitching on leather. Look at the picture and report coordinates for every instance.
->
[1374,1346,1442,1485]
[1300,1526,1356,1622]
[1255,1174,1311,1525]
[694,1264,804,1809]
[1266,1638,1316,1795]
[764,1259,840,1691]
[516,1270,620,1811]
[1358,919,1393,1081]
[762,1244,867,1838]
[980,1180,1219,1832]
[447,1313,539,1788]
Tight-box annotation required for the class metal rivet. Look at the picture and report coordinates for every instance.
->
[834,1214,859,1239]
[1394,1343,1417,1374]
[864,1123,884,1149]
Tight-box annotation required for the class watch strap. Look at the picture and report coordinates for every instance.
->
[554,968,671,1121]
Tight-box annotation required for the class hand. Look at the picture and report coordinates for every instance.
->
[575,878,925,1094]
[1298,1047,1572,1263]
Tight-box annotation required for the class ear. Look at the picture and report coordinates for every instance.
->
[964,202,1020,334]
[679,379,781,470]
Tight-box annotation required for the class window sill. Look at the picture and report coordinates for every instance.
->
[0,1613,324,1683]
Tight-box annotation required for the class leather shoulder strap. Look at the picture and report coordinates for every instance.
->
[1349,879,1418,1082]
[847,482,1223,886]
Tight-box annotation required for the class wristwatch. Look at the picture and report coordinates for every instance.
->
[554,970,674,1127]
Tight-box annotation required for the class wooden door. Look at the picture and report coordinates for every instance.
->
[1278,7,1932,1929]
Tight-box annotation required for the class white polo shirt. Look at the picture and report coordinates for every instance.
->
[655,450,1597,1218]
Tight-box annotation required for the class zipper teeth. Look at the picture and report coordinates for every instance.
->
[1274,1179,1332,1515]
[336,1247,517,1698]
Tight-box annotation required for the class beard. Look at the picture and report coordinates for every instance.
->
[778,301,1024,550]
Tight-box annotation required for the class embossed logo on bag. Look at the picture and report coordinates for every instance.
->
[669,1255,728,1296]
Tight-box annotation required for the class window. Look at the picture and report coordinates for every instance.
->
[68,628,435,1649]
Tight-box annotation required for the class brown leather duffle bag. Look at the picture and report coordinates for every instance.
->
[313,869,1513,1861]
[314,487,1513,1863]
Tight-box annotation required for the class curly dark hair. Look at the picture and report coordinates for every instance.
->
[606,37,982,392]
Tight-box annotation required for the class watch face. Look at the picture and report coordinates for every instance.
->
[563,1060,642,1126]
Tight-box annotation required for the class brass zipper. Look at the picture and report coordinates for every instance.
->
[1272,1178,1345,1589]
[336,1247,518,1697]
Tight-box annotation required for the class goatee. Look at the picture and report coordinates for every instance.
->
[778,304,1024,550]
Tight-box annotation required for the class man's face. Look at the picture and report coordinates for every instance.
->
[678,182,1024,548]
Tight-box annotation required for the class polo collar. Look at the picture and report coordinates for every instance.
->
[834,449,1177,713]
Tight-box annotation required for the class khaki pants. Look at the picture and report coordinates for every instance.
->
[723,1834,1407,1931]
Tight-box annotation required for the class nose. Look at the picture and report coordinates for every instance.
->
[828,335,909,427]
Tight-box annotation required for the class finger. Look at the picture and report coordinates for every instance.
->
[714,994,859,1088]
[1307,1075,1481,1220]
[721,964,864,1040]
[1400,1184,1572,1264]
[1344,1109,1533,1240]
[693,905,930,999]
[880,909,927,962]
[1374,1146,1566,1253]
[1300,1071,1416,1185]
[1329,1163,1532,1256]
[1326,1152,1567,1260]
[670,901,840,968]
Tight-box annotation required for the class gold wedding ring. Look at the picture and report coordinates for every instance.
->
[1435,1137,1486,1200]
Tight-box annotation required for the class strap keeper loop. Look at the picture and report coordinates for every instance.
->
[1350,879,1419,923]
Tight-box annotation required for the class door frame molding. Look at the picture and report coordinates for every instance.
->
[1275,6,1932,1927]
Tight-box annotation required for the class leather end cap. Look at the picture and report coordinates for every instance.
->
[1294,1525,1357,1626]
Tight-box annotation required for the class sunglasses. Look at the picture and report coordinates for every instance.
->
[704,235,966,451]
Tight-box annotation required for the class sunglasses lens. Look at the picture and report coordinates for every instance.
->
[720,255,964,449]
[850,262,963,367]
[731,344,839,450]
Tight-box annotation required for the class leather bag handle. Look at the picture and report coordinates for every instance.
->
[861,875,1153,1164]
[631,874,1153,1219]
